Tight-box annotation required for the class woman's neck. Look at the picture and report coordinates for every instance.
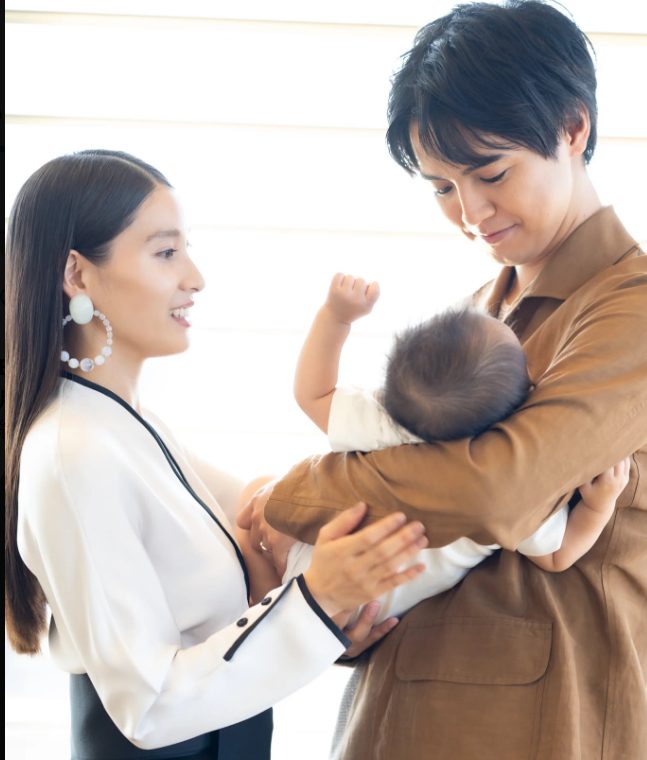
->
[67,359,142,410]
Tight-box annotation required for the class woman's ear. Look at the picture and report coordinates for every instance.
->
[567,106,591,158]
[62,250,88,300]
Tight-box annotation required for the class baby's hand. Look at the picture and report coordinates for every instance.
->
[325,273,380,324]
[578,458,631,515]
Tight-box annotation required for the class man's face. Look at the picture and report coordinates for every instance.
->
[409,125,585,272]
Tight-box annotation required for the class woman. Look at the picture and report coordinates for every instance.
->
[246,3,647,758]
[4,149,430,759]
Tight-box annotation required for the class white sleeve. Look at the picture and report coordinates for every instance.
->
[181,454,245,525]
[328,386,422,452]
[282,538,498,625]
[142,410,245,524]
[516,506,568,556]
[18,439,348,750]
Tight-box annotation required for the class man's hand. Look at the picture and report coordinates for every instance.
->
[237,479,296,577]
[324,273,380,325]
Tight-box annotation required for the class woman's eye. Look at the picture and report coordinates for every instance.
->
[481,170,507,184]
[156,248,177,259]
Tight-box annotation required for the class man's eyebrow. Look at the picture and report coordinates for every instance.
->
[145,229,181,242]
[420,154,504,181]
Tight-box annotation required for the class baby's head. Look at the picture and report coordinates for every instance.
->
[383,307,530,442]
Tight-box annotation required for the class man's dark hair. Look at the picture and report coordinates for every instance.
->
[387,0,598,173]
[383,308,530,441]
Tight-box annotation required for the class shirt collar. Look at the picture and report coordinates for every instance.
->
[483,206,638,312]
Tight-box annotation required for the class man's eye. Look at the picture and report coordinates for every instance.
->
[434,184,453,196]
[481,170,507,184]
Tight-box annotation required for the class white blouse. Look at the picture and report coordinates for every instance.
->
[17,376,349,750]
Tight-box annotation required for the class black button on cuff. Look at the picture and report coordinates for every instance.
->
[260,597,272,606]
[236,617,248,627]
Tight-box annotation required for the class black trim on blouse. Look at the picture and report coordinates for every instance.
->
[296,574,351,647]
[223,580,294,661]
[62,372,251,600]
[222,575,351,662]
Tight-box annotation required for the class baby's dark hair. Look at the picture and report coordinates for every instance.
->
[383,308,530,441]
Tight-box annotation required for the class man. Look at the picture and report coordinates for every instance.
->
[244,2,647,758]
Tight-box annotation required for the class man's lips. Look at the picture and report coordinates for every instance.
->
[480,224,517,244]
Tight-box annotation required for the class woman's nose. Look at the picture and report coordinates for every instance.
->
[185,254,206,293]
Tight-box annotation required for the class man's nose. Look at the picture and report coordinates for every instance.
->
[459,186,495,230]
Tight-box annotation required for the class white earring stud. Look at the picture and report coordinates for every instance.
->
[61,294,113,372]
[69,293,94,325]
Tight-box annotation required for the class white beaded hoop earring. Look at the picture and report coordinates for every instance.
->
[61,294,113,372]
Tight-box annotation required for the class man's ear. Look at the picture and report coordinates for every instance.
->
[566,105,591,158]
[62,250,89,300]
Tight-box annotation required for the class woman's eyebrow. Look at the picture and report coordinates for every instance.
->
[145,229,181,242]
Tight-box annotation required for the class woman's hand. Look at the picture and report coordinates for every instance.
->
[237,479,295,577]
[304,502,427,618]
[235,525,283,604]
[334,602,399,660]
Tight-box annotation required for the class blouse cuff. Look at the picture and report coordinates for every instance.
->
[296,574,351,648]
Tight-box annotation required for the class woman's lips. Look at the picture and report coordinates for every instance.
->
[170,306,192,327]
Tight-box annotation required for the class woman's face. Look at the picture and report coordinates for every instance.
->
[84,184,205,364]
[410,125,588,271]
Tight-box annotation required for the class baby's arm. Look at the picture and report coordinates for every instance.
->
[294,273,380,432]
[528,458,630,572]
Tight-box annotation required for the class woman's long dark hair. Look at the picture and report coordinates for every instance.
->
[5,149,171,654]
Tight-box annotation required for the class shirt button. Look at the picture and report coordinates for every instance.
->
[261,597,272,606]
[236,617,248,627]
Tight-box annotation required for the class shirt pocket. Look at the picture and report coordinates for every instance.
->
[390,616,552,759]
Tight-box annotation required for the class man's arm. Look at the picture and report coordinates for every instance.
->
[267,261,647,549]
[294,273,379,432]
[529,459,631,572]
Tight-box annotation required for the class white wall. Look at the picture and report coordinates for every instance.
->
[5,2,647,758]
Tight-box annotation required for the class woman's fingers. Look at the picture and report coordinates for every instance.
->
[342,604,400,659]
[617,457,631,480]
[345,601,381,640]
[360,521,427,572]
[375,561,427,595]
[319,509,408,550]
[316,502,370,543]
[319,508,428,580]
[306,505,428,617]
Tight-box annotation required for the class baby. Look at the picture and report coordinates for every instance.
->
[244,274,629,619]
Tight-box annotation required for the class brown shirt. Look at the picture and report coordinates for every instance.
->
[266,207,647,759]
